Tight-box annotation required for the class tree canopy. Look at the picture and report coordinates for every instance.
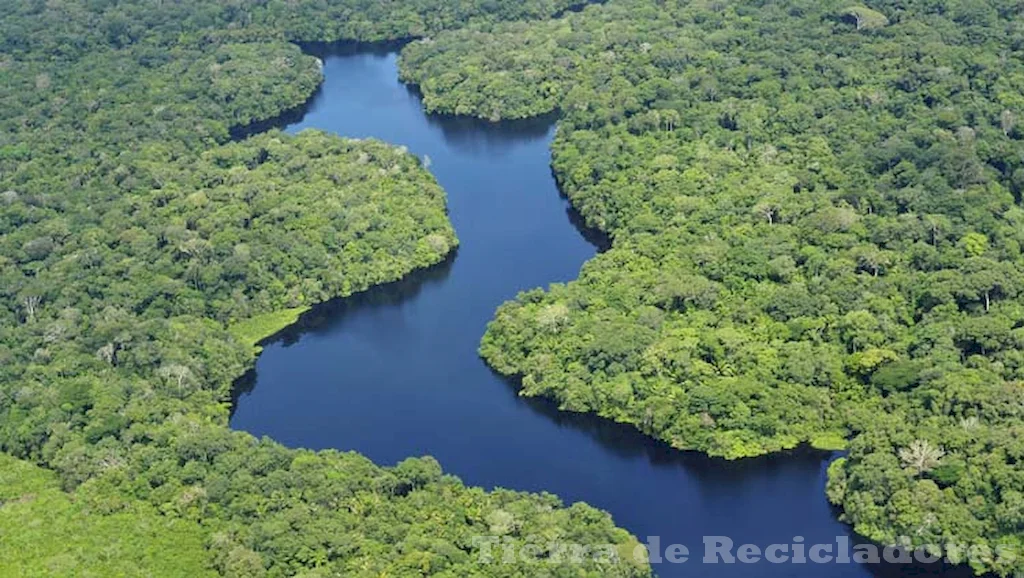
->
[0,0,648,576]
[397,0,1024,573]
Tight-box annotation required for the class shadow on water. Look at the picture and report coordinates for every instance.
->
[230,251,456,412]
[230,92,323,140]
[494,369,833,476]
[297,39,415,59]
[403,80,564,154]
[266,251,454,348]
[564,192,612,252]
[418,107,558,152]
[231,40,414,140]
[229,43,982,578]
[492,370,977,578]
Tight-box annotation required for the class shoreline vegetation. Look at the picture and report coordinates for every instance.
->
[399,0,1024,574]
[5,0,1024,576]
[229,307,311,351]
[0,1,650,576]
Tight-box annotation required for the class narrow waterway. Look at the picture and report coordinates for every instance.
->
[230,46,965,578]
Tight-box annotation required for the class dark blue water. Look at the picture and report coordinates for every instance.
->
[231,47,966,578]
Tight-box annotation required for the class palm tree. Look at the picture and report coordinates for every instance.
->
[899,439,945,476]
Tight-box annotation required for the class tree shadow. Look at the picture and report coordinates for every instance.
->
[230,251,457,413]
[490,370,979,578]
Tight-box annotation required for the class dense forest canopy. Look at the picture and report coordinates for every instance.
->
[0,0,649,576]
[0,453,215,577]
[8,0,1024,575]
[398,0,1024,573]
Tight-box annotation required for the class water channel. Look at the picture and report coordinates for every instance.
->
[231,45,966,578]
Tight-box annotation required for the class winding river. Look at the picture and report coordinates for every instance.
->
[231,45,966,578]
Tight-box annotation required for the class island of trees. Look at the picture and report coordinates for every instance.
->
[0,1,648,576]
[399,0,1024,573]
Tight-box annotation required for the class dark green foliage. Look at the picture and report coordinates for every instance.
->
[2,131,457,326]
[0,0,594,60]
[0,1,649,576]
[396,0,1024,572]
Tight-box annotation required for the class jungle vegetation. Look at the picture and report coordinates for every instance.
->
[0,453,215,577]
[399,0,1024,573]
[0,0,648,576]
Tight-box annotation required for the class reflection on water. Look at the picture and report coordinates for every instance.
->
[230,48,973,578]
[269,252,454,349]
[230,253,457,411]
[418,105,560,153]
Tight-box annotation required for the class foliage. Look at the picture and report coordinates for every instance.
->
[0,454,216,577]
[395,0,1024,572]
[0,0,649,576]
[3,131,458,328]
[843,6,890,30]
[898,439,945,476]
[230,307,310,350]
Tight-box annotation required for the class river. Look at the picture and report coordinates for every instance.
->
[230,45,967,578]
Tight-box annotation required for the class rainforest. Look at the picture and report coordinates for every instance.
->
[2,0,1024,576]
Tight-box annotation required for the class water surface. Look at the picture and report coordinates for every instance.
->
[231,47,966,578]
